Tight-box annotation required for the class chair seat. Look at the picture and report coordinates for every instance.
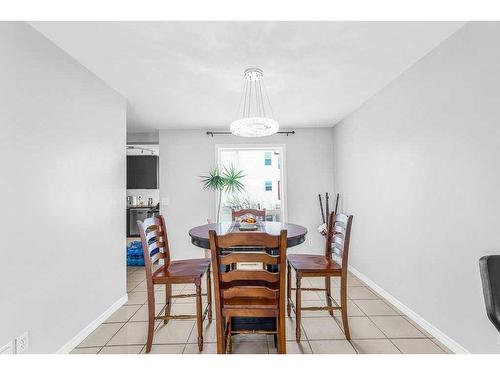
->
[153,258,210,283]
[287,254,342,275]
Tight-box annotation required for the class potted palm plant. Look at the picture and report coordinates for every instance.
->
[200,165,245,222]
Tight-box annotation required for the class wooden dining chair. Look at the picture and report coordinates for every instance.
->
[287,212,354,342]
[137,215,212,353]
[479,255,500,333]
[232,208,266,221]
[209,230,288,354]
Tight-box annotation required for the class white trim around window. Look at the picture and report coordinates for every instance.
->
[214,144,287,223]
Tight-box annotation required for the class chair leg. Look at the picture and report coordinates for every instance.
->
[206,268,212,323]
[278,315,286,354]
[325,276,334,317]
[226,318,232,354]
[195,279,204,351]
[145,290,155,353]
[164,283,172,324]
[273,333,278,348]
[215,317,225,354]
[287,262,292,317]
[295,275,302,343]
[340,276,350,340]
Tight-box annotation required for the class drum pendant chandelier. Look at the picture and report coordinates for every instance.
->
[230,68,279,137]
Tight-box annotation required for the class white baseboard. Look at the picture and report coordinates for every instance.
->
[56,294,128,354]
[349,265,470,354]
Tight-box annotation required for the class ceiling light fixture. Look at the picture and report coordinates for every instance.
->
[230,68,279,137]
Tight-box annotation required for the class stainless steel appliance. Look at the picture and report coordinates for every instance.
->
[128,207,150,237]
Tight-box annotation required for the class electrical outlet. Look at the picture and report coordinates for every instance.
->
[0,341,14,354]
[15,332,29,354]
[308,239,313,246]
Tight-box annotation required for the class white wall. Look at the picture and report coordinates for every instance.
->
[127,131,159,144]
[159,129,334,260]
[332,22,500,353]
[0,22,126,353]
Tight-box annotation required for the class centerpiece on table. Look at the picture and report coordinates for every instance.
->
[238,214,259,231]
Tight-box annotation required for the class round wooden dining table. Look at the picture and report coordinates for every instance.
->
[188,221,308,249]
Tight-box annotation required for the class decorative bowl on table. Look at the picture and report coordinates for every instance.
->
[238,215,259,231]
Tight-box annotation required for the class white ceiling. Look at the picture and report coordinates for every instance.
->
[30,21,464,132]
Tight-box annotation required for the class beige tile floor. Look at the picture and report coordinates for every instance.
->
[71,266,452,354]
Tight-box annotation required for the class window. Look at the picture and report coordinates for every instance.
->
[217,145,286,222]
[264,152,272,166]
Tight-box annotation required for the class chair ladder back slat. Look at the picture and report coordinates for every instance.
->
[222,286,278,300]
[137,215,171,270]
[324,211,353,273]
[150,252,165,264]
[220,270,279,283]
[219,252,279,265]
[215,232,280,249]
[146,228,165,242]
[148,241,166,253]
[332,236,345,257]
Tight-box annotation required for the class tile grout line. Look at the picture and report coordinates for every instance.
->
[401,315,436,339]
[181,319,197,354]
[331,317,358,353]
[103,298,153,350]
[365,313,436,341]
[98,321,127,349]
[349,298,404,316]
[388,337,447,354]
[101,280,182,352]
[290,292,389,353]
[361,311,445,353]
[305,339,314,354]
[362,314,403,354]
[152,284,193,353]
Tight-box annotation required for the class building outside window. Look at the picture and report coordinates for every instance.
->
[264,151,272,166]
[265,180,272,191]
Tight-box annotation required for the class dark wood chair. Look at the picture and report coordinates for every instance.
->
[287,212,354,342]
[479,255,500,333]
[137,215,212,353]
[209,230,288,354]
[232,208,266,221]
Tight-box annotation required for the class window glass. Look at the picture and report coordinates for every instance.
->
[218,148,284,222]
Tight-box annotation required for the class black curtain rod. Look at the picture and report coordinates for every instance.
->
[206,131,295,137]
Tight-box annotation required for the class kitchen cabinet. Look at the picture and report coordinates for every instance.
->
[127,155,158,189]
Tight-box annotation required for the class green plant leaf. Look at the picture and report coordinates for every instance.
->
[200,167,225,191]
[222,165,246,193]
